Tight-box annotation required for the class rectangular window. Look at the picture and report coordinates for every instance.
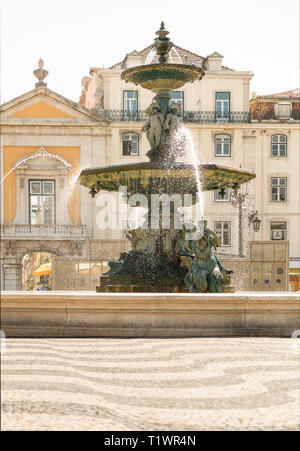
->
[214,188,231,201]
[214,221,231,246]
[170,91,184,117]
[122,133,139,156]
[270,222,287,240]
[271,135,287,157]
[271,177,287,202]
[277,104,291,118]
[215,92,230,122]
[29,180,55,225]
[123,91,138,121]
[215,135,231,156]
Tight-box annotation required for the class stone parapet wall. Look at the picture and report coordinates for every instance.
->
[2,291,299,338]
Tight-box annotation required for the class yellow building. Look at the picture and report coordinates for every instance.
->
[0,61,119,290]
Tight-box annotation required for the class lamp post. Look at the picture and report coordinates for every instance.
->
[232,184,260,257]
[232,189,247,257]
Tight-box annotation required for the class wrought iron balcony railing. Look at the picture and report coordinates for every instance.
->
[104,110,148,122]
[104,110,251,123]
[183,111,251,123]
[0,224,88,240]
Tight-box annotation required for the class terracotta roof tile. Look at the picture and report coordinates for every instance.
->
[90,44,234,72]
[257,88,300,99]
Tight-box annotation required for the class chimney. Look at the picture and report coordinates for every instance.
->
[206,52,223,71]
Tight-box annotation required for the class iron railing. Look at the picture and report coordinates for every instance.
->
[0,224,87,239]
[183,111,250,123]
[104,110,147,122]
[104,110,251,123]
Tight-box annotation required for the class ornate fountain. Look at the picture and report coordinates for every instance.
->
[79,23,256,293]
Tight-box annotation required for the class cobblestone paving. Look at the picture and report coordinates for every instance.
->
[1,338,300,431]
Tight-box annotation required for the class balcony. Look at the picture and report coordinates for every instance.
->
[182,111,250,123]
[104,110,148,122]
[0,224,88,240]
[104,110,251,123]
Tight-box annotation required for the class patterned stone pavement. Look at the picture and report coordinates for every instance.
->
[1,338,300,431]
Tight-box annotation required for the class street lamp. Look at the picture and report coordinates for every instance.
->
[248,210,261,232]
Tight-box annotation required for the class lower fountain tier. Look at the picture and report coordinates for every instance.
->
[96,283,235,293]
[97,283,188,293]
[96,249,235,294]
[99,251,187,292]
[79,161,256,196]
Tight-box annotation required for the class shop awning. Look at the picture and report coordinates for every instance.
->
[289,268,300,275]
[33,263,52,276]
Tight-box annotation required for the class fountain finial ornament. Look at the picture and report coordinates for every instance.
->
[154,21,173,64]
[33,58,49,88]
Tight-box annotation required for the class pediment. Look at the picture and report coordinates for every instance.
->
[15,147,72,170]
[0,88,103,122]
[207,51,224,59]
[127,50,141,57]
[9,100,74,119]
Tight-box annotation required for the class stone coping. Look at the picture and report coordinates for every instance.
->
[2,290,299,299]
[1,290,300,306]
[1,291,300,338]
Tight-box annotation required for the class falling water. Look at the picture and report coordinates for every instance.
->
[144,45,182,66]
[1,152,72,184]
[1,167,17,183]
[175,126,205,225]
[145,47,156,65]
[172,46,183,63]
[127,205,147,229]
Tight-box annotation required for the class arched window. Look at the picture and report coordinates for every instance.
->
[215,134,231,157]
[271,135,287,157]
[122,133,139,156]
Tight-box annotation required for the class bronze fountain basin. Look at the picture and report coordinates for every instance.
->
[79,162,256,197]
[122,63,204,92]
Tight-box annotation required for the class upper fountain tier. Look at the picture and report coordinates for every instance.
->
[121,22,204,113]
[122,62,204,93]
[79,23,256,195]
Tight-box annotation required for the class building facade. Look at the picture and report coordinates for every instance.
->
[1,45,299,291]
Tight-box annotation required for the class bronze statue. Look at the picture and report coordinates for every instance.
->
[142,103,165,149]
[180,221,233,293]
[164,103,180,137]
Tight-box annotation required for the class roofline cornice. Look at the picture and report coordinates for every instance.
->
[205,71,253,79]
[252,97,300,102]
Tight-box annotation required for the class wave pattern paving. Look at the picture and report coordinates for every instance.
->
[1,338,300,431]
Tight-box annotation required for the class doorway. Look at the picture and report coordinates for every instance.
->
[22,252,52,291]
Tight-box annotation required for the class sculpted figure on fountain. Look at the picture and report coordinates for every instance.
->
[142,101,181,154]
[104,228,158,280]
[142,103,165,149]
[179,221,233,293]
[164,103,181,138]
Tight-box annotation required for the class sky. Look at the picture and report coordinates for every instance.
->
[1,0,299,104]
